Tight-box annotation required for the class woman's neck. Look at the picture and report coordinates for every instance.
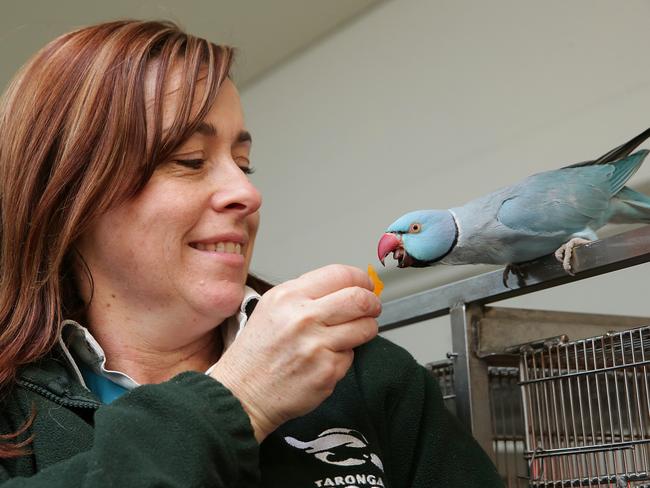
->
[88,321,223,384]
[82,290,226,385]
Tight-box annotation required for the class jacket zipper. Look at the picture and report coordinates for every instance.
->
[16,379,100,409]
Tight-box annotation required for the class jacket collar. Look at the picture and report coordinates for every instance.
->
[17,349,102,408]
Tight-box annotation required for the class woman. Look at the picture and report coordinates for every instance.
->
[0,20,502,487]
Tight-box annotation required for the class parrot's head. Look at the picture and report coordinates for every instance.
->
[377,210,458,268]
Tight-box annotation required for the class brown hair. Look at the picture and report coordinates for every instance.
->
[0,20,236,456]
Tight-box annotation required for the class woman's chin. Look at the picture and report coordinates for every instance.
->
[191,284,245,318]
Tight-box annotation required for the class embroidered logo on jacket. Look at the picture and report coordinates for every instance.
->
[284,428,384,471]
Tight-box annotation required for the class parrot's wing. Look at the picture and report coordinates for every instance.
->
[496,166,613,236]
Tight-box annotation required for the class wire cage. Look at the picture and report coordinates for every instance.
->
[426,359,457,415]
[490,366,528,487]
[520,326,650,487]
[427,361,528,487]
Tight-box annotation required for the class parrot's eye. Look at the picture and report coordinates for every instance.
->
[409,223,421,233]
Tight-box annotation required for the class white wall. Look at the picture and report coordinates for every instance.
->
[241,0,650,364]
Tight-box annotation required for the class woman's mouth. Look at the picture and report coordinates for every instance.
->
[189,241,243,255]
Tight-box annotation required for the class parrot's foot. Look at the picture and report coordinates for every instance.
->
[502,264,527,289]
[554,238,592,275]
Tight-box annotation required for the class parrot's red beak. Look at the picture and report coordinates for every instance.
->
[377,233,401,266]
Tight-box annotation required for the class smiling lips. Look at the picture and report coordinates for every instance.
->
[190,241,243,255]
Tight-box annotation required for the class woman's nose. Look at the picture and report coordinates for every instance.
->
[210,162,262,216]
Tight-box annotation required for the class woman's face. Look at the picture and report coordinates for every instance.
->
[76,75,261,326]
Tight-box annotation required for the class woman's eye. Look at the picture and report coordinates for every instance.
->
[172,157,254,175]
[174,159,204,169]
[235,157,255,175]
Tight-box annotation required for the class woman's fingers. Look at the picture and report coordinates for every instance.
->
[295,264,374,299]
[313,286,381,326]
[333,349,355,381]
[317,317,379,352]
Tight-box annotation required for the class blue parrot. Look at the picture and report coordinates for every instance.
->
[377,128,650,282]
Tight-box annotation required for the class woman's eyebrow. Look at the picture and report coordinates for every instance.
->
[195,122,217,136]
[194,122,252,144]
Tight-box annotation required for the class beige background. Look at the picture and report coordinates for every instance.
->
[3,0,650,364]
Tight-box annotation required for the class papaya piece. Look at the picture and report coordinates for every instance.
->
[367,264,384,297]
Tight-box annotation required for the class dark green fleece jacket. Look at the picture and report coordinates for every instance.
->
[0,336,503,487]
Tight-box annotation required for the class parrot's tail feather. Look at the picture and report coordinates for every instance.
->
[565,127,650,168]
[595,127,650,165]
[610,186,650,223]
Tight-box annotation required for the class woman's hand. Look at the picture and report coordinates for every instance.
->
[210,264,381,442]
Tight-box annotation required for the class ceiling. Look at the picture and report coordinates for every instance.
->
[0,0,384,90]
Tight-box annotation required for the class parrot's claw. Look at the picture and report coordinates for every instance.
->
[502,263,527,289]
[554,238,592,275]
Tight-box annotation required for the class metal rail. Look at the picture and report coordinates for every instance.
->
[378,225,650,331]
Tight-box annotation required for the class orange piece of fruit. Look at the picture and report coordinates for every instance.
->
[367,264,384,297]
